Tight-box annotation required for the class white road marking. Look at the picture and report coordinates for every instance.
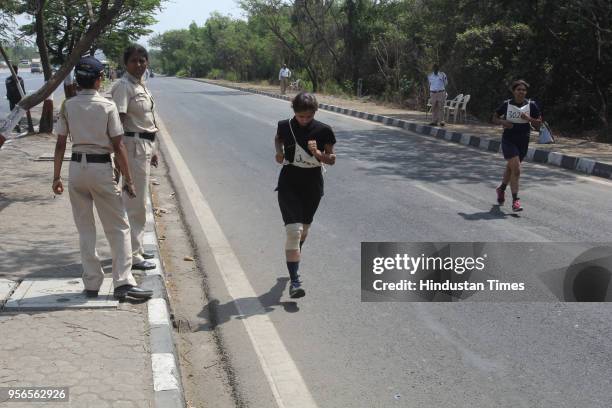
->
[157,117,318,408]
[413,183,457,203]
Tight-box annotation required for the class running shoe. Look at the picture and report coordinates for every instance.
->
[496,187,505,204]
[512,199,523,212]
[289,281,305,298]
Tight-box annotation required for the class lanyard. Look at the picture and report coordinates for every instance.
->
[284,119,322,168]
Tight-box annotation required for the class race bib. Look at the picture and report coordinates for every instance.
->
[506,102,530,124]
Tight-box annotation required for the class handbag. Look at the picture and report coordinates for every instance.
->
[538,121,554,144]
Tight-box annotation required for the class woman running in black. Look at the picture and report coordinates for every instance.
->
[493,80,541,211]
[274,92,336,298]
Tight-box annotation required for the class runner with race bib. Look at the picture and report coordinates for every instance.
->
[493,80,542,212]
[274,92,337,298]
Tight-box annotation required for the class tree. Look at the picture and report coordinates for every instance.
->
[145,0,611,139]
[30,0,55,132]
[20,0,162,65]
[0,0,22,42]
[1,0,143,147]
[12,0,163,134]
[241,0,339,92]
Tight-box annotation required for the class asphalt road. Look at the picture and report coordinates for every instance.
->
[149,77,612,408]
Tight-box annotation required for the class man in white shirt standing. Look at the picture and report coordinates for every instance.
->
[427,64,448,126]
[279,64,292,95]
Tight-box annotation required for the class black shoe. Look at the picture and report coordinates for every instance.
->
[142,252,155,259]
[113,285,153,300]
[289,281,305,298]
[84,290,99,298]
[132,260,156,270]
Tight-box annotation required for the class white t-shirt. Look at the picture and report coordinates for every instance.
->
[428,72,447,92]
[279,68,291,80]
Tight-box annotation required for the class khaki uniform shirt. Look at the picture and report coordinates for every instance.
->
[56,89,124,154]
[111,72,158,133]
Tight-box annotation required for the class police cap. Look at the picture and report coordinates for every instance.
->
[75,56,104,78]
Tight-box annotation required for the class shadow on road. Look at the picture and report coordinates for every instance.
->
[458,205,520,220]
[336,129,580,187]
[196,277,299,331]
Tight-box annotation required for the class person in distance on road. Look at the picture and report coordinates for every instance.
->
[493,79,542,212]
[5,64,25,133]
[274,92,337,298]
[279,63,291,95]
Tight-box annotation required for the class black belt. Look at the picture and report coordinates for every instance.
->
[125,131,156,141]
[430,90,445,93]
[71,153,111,163]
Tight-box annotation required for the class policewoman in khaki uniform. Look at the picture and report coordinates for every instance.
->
[52,56,153,300]
[111,44,158,271]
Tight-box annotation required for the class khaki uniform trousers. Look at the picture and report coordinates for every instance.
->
[280,77,289,95]
[430,91,447,124]
[68,157,137,290]
[122,136,153,264]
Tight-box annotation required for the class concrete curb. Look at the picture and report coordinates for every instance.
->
[142,195,186,408]
[194,78,612,180]
[0,279,18,308]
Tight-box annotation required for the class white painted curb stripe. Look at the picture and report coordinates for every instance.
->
[526,147,536,161]
[157,117,318,408]
[149,298,170,326]
[144,231,157,246]
[548,151,563,166]
[144,178,184,406]
[152,353,180,392]
[576,157,596,174]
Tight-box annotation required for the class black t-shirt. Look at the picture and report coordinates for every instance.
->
[276,118,336,196]
[5,76,25,103]
[277,118,336,162]
[495,99,541,139]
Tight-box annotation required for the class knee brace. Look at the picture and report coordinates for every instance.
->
[285,223,303,251]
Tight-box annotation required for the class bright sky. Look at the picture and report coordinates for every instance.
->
[145,0,245,46]
[12,0,244,50]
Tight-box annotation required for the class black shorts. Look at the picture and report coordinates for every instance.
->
[502,135,529,162]
[278,188,322,225]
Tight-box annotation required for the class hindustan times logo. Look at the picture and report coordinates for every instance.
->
[361,242,612,302]
[372,253,487,275]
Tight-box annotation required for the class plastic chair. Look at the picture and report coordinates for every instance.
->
[444,94,463,122]
[450,94,470,123]
[289,79,301,91]
[425,97,432,120]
